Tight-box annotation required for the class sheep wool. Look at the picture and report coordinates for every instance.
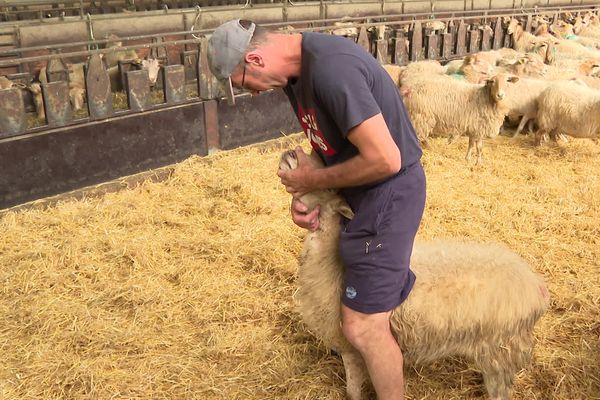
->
[400,73,518,163]
[536,80,600,143]
[279,150,550,400]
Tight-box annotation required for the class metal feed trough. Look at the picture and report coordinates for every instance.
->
[0,0,597,209]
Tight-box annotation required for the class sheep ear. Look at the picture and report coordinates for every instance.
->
[334,199,354,219]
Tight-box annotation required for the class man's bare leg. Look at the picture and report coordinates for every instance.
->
[341,305,405,400]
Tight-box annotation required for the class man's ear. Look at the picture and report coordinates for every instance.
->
[245,51,264,67]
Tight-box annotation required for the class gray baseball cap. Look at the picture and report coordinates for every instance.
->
[208,19,256,105]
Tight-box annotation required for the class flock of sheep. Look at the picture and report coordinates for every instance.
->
[280,11,600,400]
[1,34,161,122]
[2,13,598,398]
[384,12,600,163]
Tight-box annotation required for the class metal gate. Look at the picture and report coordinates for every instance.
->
[0,2,597,209]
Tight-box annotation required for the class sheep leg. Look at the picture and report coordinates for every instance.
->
[512,115,530,138]
[481,366,512,400]
[526,119,536,135]
[447,134,459,145]
[533,129,546,146]
[476,330,536,400]
[410,114,433,149]
[475,138,484,164]
[548,129,567,144]
[475,354,513,400]
[466,135,475,161]
[341,351,369,400]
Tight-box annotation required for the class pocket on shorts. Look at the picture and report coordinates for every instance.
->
[342,184,394,236]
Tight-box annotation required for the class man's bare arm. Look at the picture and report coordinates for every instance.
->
[278,113,401,196]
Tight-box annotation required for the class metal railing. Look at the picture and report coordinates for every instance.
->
[0,5,597,141]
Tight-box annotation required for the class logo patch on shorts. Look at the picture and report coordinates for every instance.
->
[345,286,357,299]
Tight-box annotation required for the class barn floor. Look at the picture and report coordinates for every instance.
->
[0,133,598,399]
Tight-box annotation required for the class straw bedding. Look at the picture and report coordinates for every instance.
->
[0,133,598,399]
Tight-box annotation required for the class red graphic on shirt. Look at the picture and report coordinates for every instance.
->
[296,105,336,156]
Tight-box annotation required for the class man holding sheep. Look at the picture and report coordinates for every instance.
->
[208,19,426,400]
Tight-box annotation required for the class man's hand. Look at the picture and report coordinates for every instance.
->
[290,197,320,231]
[277,147,317,198]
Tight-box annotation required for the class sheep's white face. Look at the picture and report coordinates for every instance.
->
[142,58,161,85]
[513,55,548,77]
[462,55,495,83]
[506,19,520,35]
[0,76,14,89]
[578,60,600,76]
[486,73,519,102]
[532,42,554,64]
[69,87,86,111]
[550,21,575,37]
[279,150,298,172]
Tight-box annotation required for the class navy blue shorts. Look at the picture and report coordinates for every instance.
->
[339,162,426,314]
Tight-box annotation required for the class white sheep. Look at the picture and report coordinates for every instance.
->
[543,58,600,80]
[441,51,540,86]
[496,53,548,78]
[507,19,553,55]
[550,20,600,50]
[400,72,519,163]
[530,20,600,61]
[30,63,88,118]
[572,14,600,39]
[330,19,358,38]
[107,57,161,92]
[28,82,45,120]
[454,53,497,83]
[0,76,15,89]
[382,64,404,86]
[574,74,600,90]
[398,60,445,82]
[535,80,600,144]
[104,34,140,68]
[503,77,550,137]
[0,76,26,90]
[278,150,550,400]
[423,20,446,31]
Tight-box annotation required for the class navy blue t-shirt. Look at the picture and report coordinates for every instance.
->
[283,32,422,200]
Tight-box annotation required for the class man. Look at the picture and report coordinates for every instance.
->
[207,19,426,400]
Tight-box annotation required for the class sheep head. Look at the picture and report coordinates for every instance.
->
[278,150,353,220]
[573,16,585,34]
[550,20,575,38]
[485,73,519,103]
[506,18,521,35]
[0,76,13,89]
[578,59,600,76]
[532,41,555,64]
[69,86,86,111]
[509,54,548,77]
[461,54,495,84]
[105,34,123,48]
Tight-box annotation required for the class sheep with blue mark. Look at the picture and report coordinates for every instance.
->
[278,149,550,400]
